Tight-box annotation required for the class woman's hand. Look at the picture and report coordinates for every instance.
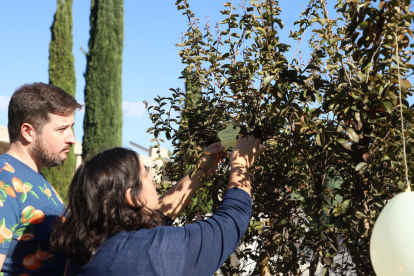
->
[227,135,267,195]
[230,135,267,170]
[196,142,226,176]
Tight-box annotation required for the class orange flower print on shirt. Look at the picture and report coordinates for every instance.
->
[0,162,16,203]
[0,162,15,173]
[0,181,16,198]
[0,225,12,244]
[17,233,35,241]
[23,249,56,270]
[39,184,57,206]
[12,177,24,193]
[36,251,53,261]
[0,218,15,245]
[21,206,45,225]
[23,254,42,270]
[3,177,40,203]
[15,209,37,241]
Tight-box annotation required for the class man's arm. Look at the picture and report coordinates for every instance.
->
[0,253,6,270]
[156,142,225,219]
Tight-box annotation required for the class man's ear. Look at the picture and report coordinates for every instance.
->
[125,188,135,207]
[20,123,36,143]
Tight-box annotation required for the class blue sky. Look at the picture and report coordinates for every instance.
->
[1,1,409,156]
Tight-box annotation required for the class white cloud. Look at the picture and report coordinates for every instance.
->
[0,96,10,112]
[122,101,146,118]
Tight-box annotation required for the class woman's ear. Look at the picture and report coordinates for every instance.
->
[125,188,135,207]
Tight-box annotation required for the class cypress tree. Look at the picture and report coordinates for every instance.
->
[82,0,124,159]
[43,0,76,201]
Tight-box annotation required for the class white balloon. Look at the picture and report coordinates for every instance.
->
[370,191,414,275]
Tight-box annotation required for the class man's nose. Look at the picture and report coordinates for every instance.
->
[66,129,76,144]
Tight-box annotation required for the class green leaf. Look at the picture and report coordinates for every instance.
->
[356,211,367,218]
[341,199,351,214]
[316,92,322,104]
[401,79,412,88]
[0,219,4,227]
[255,27,266,35]
[316,132,325,146]
[30,191,39,199]
[24,182,33,188]
[359,21,368,29]
[13,228,26,237]
[263,75,276,87]
[347,128,359,143]
[355,162,367,172]
[275,18,284,29]
[21,193,27,203]
[337,139,352,150]
[383,101,394,114]
[329,37,341,46]
[9,224,18,233]
[355,112,362,131]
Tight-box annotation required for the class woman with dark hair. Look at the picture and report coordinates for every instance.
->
[52,136,267,276]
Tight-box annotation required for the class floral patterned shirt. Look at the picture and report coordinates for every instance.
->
[0,153,67,276]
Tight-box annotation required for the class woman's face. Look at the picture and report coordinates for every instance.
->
[138,162,159,210]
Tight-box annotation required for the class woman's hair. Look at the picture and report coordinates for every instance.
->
[51,147,165,263]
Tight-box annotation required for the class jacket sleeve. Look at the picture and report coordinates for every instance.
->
[150,188,252,276]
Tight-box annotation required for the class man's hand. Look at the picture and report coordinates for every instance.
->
[195,142,226,176]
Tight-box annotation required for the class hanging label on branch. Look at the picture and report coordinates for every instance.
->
[218,123,240,150]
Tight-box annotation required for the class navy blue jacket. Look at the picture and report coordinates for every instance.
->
[67,188,252,276]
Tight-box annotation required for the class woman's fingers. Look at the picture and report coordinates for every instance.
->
[257,142,268,156]
[206,146,225,154]
[253,137,261,148]
[207,142,222,149]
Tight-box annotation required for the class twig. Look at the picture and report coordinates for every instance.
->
[394,32,410,191]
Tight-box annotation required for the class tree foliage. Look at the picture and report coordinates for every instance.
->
[149,0,414,275]
[82,0,124,159]
[43,0,76,201]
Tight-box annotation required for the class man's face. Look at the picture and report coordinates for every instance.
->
[32,113,76,168]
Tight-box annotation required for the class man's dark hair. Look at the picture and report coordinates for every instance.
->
[51,147,165,263]
[8,82,82,142]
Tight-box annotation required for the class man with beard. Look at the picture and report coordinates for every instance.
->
[0,83,82,275]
